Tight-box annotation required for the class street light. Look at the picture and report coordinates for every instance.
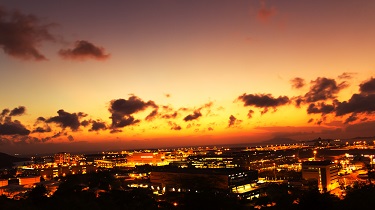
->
[313,150,317,160]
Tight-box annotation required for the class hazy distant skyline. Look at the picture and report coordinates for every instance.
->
[1,0,375,154]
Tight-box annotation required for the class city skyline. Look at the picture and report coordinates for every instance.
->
[1,0,375,154]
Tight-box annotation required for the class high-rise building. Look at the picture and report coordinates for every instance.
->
[54,152,71,165]
[302,160,339,192]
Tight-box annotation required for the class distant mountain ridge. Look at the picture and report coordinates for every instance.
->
[350,136,375,140]
[261,137,299,145]
[0,152,28,168]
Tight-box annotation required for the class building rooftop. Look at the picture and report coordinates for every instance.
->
[151,167,256,175]
[302,160,334,166]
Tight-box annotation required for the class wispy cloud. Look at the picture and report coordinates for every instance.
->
[257,0,277,23]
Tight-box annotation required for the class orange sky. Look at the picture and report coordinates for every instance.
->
[1,0,375,154]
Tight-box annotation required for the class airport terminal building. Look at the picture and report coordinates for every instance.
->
[150,168,261,199]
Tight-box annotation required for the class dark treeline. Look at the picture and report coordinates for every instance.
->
[253,183,375,210]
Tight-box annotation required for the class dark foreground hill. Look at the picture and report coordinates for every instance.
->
[0,152,28,168]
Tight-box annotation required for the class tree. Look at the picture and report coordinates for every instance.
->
[28,184,47,202]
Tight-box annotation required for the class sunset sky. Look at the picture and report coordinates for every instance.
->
[1,0,375,154]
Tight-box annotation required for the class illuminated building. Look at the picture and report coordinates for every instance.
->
[39,165,96,179]
[126,152,166,166]
[150,168,260,199]
[94,160,117,168]
[302,160,339,192]
[19,176,40,187]
[54,152,71,165]
[187,155,250,169]
[0,179,8,195]
[0,179,8,187]
[0,176,40,197]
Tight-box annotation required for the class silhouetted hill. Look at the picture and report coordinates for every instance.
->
[350,136,375,140]
[261,137,299,145]
[0,152,28,168]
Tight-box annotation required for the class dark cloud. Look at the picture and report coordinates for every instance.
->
[78,112,88,118]
[238,93,289,108]
[247,110,255,118]
[113,115,139,128]
[78,119,107,131]
[208,127,214,131]
[32,126,51,133]
[109,96,157,128]
[307,103,335,115]
[292,96,304,108]
[304,77,348,102]
[36,132,59,143]
[331,77,375,117]
[168,121,182,131]
[158,106,178,119]
[359,77,375,94]
[183,111,202,122]
[260,107,270,115]
[45,132,62,141]
[302,77,375,124]
[0,108,10,122]
[161,112,178,119]
[1,106,27,123]
[37,117,46,122]
[180,102,213,121]
[110,129,122,134]
[202,102,214,116]
[257,0,277,23]
[109,96,157,116]
[9,106,26,116]
[1,109,10,117]
[335,93,375,116]
[228,115,242,128]
[67,135,74,142]
[145,109,158,121]
[162,105,173,111]
[344,113,358,124]
[307,118,314,123]
[228,115,236,127]
[81,120,90,127]
[202,102,213,109]
[179,107,191,112]
[59,40,110,61]
[46,109,85,131]
[12,135,41,144]
[0,7,55,60]
[89,120,107,132]
[290,77,305,89]
[0,119,30,136]
[32,115,51,133]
